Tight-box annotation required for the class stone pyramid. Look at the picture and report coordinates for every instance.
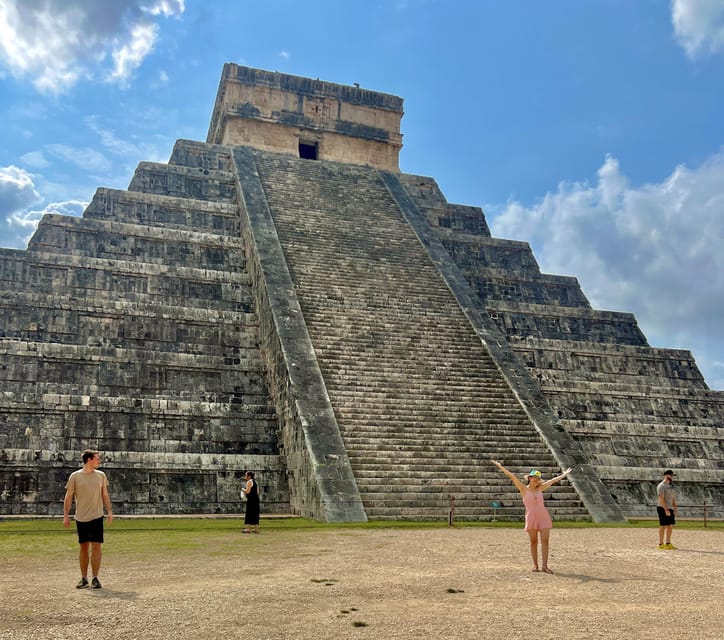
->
[1,64,721,521]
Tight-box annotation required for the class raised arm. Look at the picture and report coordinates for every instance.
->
[540,467,573,491]
[490,460,526,494]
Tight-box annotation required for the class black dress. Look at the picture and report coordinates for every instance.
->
[244,479,260,525]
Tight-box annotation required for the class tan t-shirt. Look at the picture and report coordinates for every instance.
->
[65,469,108,522]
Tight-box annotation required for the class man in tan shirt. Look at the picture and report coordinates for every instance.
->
[63,450,113,589]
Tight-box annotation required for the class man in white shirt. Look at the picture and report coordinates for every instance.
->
[656,469,677,550]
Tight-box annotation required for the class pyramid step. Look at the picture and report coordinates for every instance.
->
[360,496,584,510]
[128,161,237,203]
[344,439,549,450]
[346,447,551,461]
[84,187,240,234]
[352,462,564,485]
[28,214,246,270]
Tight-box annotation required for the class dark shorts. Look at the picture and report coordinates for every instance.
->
[657,506,676,526]
[76,517,104,544]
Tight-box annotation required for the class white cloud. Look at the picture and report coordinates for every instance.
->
[0,166,41,218]
[490,152,724,390]
[84,115,170,165]
[45,144,112,173]
[7,208,44,231]
[30,199,87,220]
[19,151,50,169]
[8,199,87,249]
[671,0,724,57]
[0,0,185,94]
[85,115,143,158]
[0,165,40,247]
[108,21,158,86]
[278,49,291,60]
[144,0,185,17]
[0,165,89,249]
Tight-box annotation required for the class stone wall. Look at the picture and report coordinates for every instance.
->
[0,140,290,515]
[207,63,403,172]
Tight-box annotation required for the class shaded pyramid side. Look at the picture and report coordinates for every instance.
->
[0,140,289,515]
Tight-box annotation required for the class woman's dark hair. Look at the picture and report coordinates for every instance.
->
[245,470,255,479]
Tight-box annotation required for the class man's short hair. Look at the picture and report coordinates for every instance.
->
[82,449,99,464]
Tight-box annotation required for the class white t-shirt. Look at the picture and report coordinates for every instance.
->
[656,480,676,509]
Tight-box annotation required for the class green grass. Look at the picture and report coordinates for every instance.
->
[0,516,719,560]
[0,515,720,535]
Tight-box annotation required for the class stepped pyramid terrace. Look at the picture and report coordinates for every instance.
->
[1,64,722,522]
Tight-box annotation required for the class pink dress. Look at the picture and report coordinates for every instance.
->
[523,489,553,531]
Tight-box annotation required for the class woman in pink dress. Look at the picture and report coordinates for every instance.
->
[491,460,572,573]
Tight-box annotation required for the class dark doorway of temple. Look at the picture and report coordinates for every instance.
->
[299,141,318,159]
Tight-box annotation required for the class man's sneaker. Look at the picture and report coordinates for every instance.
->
[658,544,667,550]
[664,543,678,550]
[76,577,89,589]
[91,577,102,589]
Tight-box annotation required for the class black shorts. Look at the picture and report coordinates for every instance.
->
[657,506,676,526]
[76,517,104,544]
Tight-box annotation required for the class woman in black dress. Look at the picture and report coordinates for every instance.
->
[241,471,260,533]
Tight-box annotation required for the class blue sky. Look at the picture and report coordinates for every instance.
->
[1,0,724,389]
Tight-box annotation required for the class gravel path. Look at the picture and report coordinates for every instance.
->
[1,526,722,639]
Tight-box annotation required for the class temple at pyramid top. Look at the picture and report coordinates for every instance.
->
[206,63,404,171]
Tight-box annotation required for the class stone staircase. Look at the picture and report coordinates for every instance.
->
[0,140,289,515]
[247,150,586,520]
[400,174,724,518]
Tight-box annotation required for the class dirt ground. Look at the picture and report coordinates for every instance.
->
[1,525,722,640]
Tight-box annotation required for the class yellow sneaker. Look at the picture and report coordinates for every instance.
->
[658,543,667,550]
[664,543,677,550]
